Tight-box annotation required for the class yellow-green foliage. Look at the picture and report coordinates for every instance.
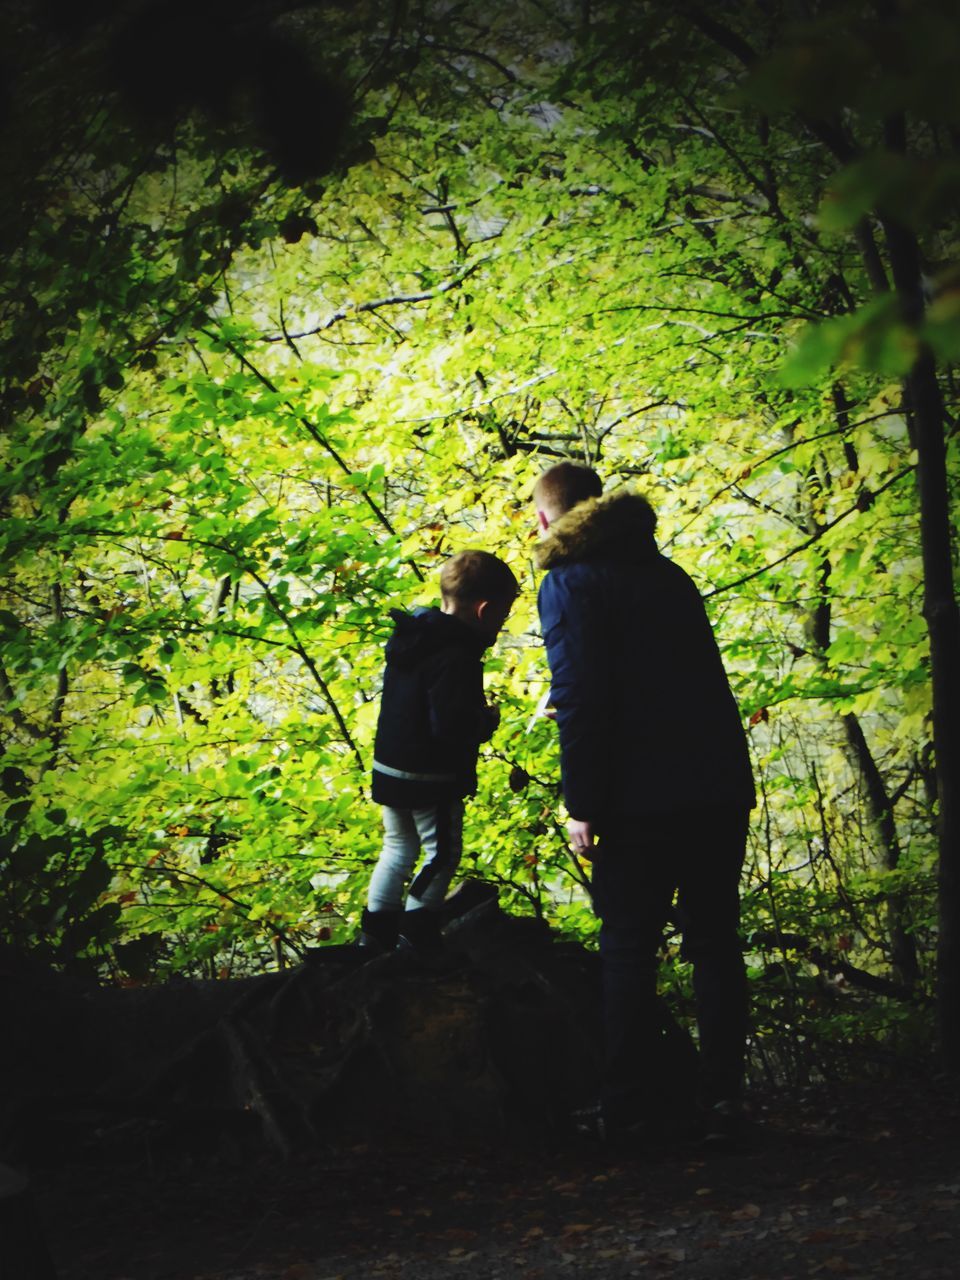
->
[1,2,953,1043]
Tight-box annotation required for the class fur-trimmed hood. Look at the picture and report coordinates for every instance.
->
[534,490,658,570]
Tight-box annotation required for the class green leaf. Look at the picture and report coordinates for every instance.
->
[819,153,960,233]
[780,296,918,385]
[4,800,32,827]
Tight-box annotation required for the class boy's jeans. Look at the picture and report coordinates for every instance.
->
[589,805,749,1124]
[367,800,464,911]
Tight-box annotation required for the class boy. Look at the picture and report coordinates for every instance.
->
[533,462,755,1143]
[360,550,518,952]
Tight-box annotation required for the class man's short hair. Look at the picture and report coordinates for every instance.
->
[440,551,519,604]
[533,462,603,517]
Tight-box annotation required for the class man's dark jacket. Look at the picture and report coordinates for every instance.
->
[536,491,756,823]
[371,607,496,809]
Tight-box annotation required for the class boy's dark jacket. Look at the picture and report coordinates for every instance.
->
[371,607,497,808]
[536,491,756,823]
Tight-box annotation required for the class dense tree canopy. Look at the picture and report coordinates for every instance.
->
[2,0,958,1076]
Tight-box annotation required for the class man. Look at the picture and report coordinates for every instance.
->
[533,462,756,1142]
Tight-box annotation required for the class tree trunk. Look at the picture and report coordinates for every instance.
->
[800,417,919,988]
[881,216,960,1067]
[842,713,920,989]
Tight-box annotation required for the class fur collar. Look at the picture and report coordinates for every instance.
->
[535,490,658,570]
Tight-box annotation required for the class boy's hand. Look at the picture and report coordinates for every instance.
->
[567,818,594,859]
[482,703,500,733]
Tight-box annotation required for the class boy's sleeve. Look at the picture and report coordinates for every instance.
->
[538,570,612,822]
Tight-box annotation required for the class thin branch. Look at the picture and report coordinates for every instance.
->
[592,299,813,324]
[47,582,69,762]
[349,0,408,97]
[704,466,914,598]
[247,568,365,773]
[205,333,422,579]
[430,42,518,83]
[263,256,492,342]
[277,297,302,360]
[115,861,306,958]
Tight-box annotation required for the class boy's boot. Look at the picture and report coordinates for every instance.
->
[357,908,400,953]
[396,907,443,954]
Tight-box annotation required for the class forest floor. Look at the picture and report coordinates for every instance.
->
[32,1071,960,1280]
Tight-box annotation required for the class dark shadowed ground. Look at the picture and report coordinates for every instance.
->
[6,898,958,1279]
[33,1073,960,1280]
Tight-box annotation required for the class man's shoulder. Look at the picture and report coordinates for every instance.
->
[537,560,608,628]
[537,560,584,603]
[649,553,706,600]
[540,552,703,611]
[540,558,602,586]
[541,556,643,594]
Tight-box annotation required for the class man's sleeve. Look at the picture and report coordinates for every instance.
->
[538,570,612,822]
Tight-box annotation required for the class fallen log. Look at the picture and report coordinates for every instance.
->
[1,886,698,1159]
[0,1162,57,1279]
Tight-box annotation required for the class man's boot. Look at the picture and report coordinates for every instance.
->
[357,908,400,953]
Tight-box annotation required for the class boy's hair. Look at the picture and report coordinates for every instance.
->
[440,550,519,605]
[533,462,603,517]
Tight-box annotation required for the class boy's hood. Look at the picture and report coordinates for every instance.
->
[385,606,489,668]
[534,490,659,570]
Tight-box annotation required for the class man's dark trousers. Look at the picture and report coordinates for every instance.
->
[590,805,750,1127]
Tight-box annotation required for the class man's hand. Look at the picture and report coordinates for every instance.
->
[567,817,595,859]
